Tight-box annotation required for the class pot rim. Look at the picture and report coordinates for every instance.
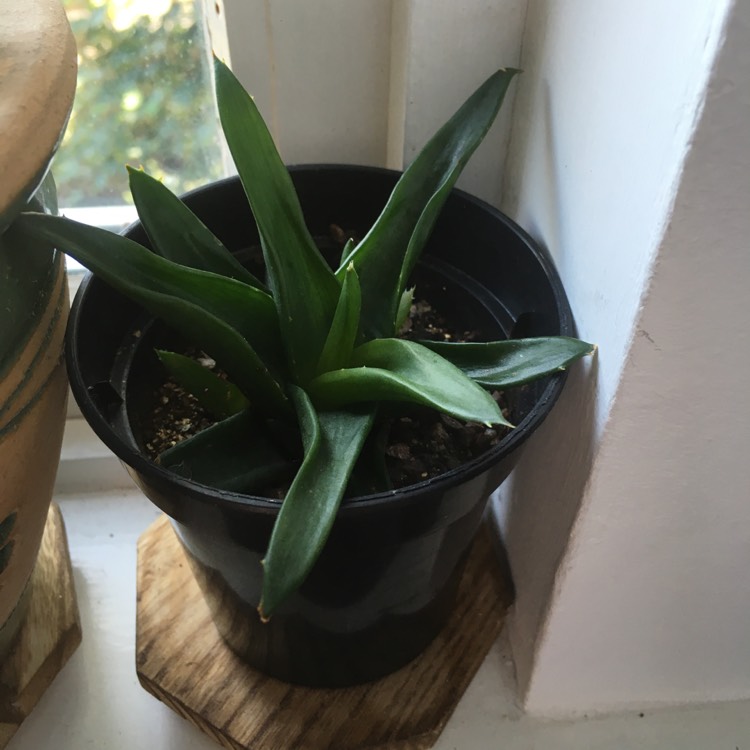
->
[67,164,575,515]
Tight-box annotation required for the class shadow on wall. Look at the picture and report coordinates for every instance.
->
[493,53,601,698]
[491,355,598,692]
[504,79,567,274]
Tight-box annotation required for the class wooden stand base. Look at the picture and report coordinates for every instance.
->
[136,516,512,750]
[0,503,82,748]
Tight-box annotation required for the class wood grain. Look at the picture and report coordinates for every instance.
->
[0,503,82,749]
[136,515,511,750]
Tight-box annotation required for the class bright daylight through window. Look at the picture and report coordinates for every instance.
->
[57,0,225,271]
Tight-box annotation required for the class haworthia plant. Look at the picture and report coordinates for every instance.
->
[11,58,594,618]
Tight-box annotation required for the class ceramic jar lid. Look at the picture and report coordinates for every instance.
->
[0,0,77,224]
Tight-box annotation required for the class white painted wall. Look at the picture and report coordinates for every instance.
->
[209,0,392,166]
[387,0,527,204]
[497,0,748,714]
[210,0,526,204]
[502,0,731,424]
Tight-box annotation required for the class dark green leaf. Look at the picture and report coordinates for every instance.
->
[308,338,508,426]
[214,57,340,383]
[316,263,361,374]
[346,417,392,497]
[259,387,375,618]
[156,350,250,419]
[14,209,282,350]
[338,67,519,338]
[421,337,595,388]
[13,212,280,355]
[12,213,290,415]
[158,410,294,493]
[146,299,287,415]
[128,166,265,289]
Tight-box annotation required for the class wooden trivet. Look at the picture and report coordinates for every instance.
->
[136,515,511,750]
[0,503,82,748]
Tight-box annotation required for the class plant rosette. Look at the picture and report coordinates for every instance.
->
[10,60,593,687]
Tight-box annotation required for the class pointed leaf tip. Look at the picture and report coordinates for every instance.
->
[259,388,374,616]
[214,53,340,381]
[421,337,595,389]
[257,603,271,624]
[339,65,519,338]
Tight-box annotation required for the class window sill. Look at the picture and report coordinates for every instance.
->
[12,484,520,749]
[13,481,750,749]
[56,417,133,495]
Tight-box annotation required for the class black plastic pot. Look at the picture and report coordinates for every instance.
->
[68,166,575,687]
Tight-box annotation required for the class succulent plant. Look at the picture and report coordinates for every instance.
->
[12,58,593,618]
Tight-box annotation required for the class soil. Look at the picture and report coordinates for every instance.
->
[144,376,214,458]
[383,408,505,489]
[142,301,509,496]
[141,230,510,496]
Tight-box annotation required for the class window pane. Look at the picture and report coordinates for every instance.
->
[58,0,224,220]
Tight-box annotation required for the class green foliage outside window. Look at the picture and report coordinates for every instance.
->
[58,0,223,208]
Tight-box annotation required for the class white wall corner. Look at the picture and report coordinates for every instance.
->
[386,0,527,205]
[496,0,745,716]
[207,0,393,167]
[385,0,411,171]
[214,0,527,204]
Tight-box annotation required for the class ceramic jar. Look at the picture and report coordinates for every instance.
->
[0,0,76,659]
[0,234,69,657]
